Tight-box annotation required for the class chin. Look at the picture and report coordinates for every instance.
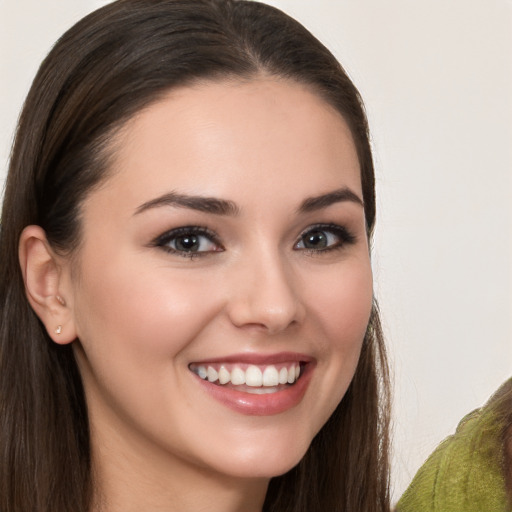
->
[206,435,312,480]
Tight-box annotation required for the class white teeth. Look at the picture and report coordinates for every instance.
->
[231,367,246,385]
[207,366,218,383]
[245,387,279,394]
[193,363,302,387]
[263,366,279,386]
[218,366,230,385]
[245,365,263,387]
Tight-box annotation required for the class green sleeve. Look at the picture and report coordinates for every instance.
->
[397,407,509,512]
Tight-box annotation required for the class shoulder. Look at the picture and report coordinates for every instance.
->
[397,379,512,512]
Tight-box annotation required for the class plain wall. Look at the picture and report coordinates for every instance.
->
[1,0,511,503]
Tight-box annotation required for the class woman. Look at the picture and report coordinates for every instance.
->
[0,1,390,511]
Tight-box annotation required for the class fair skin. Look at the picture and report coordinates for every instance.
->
[20,78,373,512]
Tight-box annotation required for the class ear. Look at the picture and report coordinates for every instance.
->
[18,225,77,345]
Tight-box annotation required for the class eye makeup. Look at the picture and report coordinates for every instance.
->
[150,221,357,261]
[152,226,224,258]
[294,223,356,254]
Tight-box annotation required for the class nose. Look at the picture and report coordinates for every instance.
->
[225,249,305,335]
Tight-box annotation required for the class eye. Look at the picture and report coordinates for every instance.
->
[294,224,356,252]
[153,226,223,257]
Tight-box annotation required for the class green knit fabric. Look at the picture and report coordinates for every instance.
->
[397,392,510,512]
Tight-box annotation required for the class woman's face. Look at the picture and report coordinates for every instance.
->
[64,78,373,482]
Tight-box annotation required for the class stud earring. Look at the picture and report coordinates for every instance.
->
[56,295,66,306]
[55,325,62,335]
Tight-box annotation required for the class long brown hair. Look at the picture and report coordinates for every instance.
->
[0,1,390,510]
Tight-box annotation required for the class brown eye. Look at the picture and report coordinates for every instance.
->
[155,226,223,256]
[294,224,356,252]
[301,230,328,249]
[174,234,201,252]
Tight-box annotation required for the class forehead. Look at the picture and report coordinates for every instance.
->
[88,78,362,216]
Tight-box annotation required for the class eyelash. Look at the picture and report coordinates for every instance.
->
[153,226,223,259]
[152,223,356,259]
[295,223,357,254]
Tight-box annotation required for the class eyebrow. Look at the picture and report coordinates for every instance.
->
[134,186,363,217]
[134,191,240,216]
[298,187,364,213]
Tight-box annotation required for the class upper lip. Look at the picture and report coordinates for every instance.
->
[189,351,313,365]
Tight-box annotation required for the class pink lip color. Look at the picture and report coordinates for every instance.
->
[191,351,313,366]
[193,359,314,416]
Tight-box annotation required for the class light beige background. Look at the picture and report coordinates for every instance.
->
[1,0,511,503]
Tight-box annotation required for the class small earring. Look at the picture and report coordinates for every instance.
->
[56,295,66,306]
[55,325,62,335]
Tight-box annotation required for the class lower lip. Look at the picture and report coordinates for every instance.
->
[194,364,314,416]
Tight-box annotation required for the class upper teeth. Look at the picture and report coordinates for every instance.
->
[192,363,301,387]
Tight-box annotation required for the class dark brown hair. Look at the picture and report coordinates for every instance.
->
[0,1,390,510]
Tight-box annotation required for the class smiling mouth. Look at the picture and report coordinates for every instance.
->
[188,362,303,394]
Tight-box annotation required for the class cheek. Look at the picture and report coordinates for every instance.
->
[311,259,373,349]
[74,257,224,356]
[303,258,373,422]
[70,256,229,438]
